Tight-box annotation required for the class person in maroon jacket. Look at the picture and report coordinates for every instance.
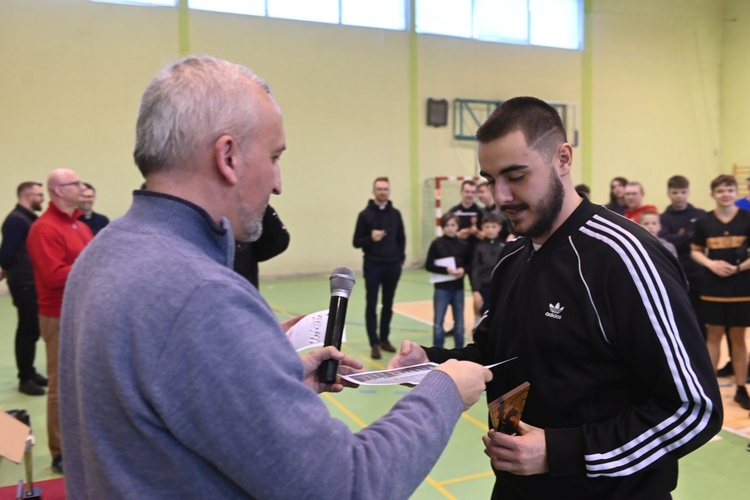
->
[27,168,93,474]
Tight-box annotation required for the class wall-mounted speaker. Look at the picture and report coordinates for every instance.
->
[426,98,448,127]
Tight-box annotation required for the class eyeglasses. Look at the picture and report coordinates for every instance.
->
[59,180,84,188]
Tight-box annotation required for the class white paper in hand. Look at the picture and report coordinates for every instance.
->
[285,309,347,352]
[429,256,460,284]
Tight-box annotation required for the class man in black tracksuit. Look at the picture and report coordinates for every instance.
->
[353,177,405,359]
[389,97,722,499]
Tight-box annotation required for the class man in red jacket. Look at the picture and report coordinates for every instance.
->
[623,181,659,222]
[27,168,93,474]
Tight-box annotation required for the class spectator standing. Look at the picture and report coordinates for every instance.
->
[425,213,467,348]
[658,175,706,337]
[353,176,405,359]
[691,174,750,410]
[604,176,628,215]
[234,204,289,288]
[77,183,110,235]
[471,213,505,316]
[735,174,750,210]
[450,179,484,244]
[451,180,483,325]
[0,181,48,396]
[639,210,677,257]
[623,181,659,222]
[574,183,590,199]
[477,179,511,242]
[27,169,93,474]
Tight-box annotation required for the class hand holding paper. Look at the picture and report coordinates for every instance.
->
[301,346,363,394]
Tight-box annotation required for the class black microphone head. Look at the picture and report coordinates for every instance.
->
[330,267,356,298]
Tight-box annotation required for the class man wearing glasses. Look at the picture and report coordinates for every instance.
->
[0,182,48,396]
[27,169,93,475]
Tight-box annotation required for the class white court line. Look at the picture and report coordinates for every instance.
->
[393,308,432,326]
[723,426,750,438]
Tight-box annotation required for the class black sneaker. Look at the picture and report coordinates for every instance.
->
[734,386,750,410]
[716,361,733,377]
[18,379,45,396]
[33,373,48,387]
[51,455,63,474]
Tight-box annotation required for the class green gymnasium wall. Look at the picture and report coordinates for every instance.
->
[0,0,747,281]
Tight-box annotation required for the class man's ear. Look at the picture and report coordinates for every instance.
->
[214,135,238,186]
[556,143,573,177]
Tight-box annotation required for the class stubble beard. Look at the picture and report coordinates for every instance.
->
[509,171,564,240]
[237,198,265,243]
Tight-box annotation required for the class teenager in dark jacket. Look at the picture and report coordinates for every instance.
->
[471,213,505,316]
[659,175,706,337]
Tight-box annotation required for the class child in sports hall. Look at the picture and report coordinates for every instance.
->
[471,213,506,316]
[425,213,468,348]
[639,210,677,258]
[691,174,750,410]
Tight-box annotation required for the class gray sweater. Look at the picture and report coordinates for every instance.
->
[60,191,464,499]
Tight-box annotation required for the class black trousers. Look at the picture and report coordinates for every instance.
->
[363,261,402,347]
[8,283,41,382]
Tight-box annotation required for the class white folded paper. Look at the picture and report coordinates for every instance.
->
[285,309,347,352]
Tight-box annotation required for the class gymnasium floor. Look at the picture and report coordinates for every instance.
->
[1,268,748,498]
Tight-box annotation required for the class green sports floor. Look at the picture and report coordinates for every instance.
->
[1,269,748,498]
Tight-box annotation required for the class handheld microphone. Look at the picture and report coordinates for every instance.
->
[319,267,356,384]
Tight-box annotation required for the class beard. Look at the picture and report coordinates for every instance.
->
[237,198,266,243]
[505,170,564,239]
[31,200,43,211]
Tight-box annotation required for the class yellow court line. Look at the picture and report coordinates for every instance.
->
[425,476,457,500]
[322,391,459,499]
[268,302,297,317]
[461,412,488,430]
[322,393,367,428]
[438,470,494,486]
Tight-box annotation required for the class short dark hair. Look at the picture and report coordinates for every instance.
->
[482,213,502,225]
[667,175,689,190]
[575,184,590,198]
[710,174,737,192]
[461,179,477,190]
[476,97,566,159]
[17,181,42,198]
[440,213,458,228]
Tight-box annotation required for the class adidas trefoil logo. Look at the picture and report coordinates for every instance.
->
[545,302,564,320]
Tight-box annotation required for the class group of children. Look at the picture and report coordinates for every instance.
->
[424,174,750,413]
[425,210,504,349]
